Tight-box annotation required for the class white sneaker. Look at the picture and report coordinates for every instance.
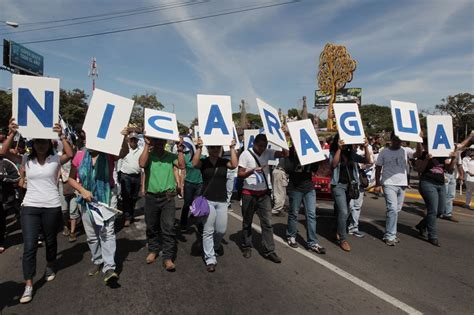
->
[45,266,56,282]
[20,285,33,304]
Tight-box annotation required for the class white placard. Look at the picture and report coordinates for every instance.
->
[334,103,365,144]
[82,89,134,155]
[390,100,422,142]
[197,94,233,145]
[12,74,60,139]
[144,109,179,141]
[427,115,454,157]
[223,122,241,151]
[287,119,326,165]
[256,98,288,150]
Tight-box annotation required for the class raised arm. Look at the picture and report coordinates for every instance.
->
[227,139,238,169]
[54,123,74,165]
[116,127,130,160]
[175,137,185,170]
[139,137,152,168]
[331,139,345,169]
[0,118,22,165]
[192,137,204,168]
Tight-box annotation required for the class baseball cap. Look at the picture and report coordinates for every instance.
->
[128,132,139,139]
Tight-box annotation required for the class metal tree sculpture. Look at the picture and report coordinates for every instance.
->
[318,43,357,130]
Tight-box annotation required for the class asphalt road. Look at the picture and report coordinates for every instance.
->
[1,192,473,315]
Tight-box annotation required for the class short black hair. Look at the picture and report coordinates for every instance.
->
[254,134,267,145]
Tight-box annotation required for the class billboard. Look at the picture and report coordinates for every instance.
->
[314,88,361,108]
[3,40,44,76]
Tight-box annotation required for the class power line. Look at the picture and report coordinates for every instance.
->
[15,0,301,45]
[2,0,190,26]
[0,0,210,36]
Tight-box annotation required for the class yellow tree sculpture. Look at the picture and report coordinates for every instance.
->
[317,43,357,130]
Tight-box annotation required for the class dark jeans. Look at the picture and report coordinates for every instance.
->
[21,206,61,280]
[418,180,446,240]
[145,193,176,260]
[332,183,350,241]
[0,200,5,246]
[180,181,203,227]
[241,193,275,255]
[120,173,141,220]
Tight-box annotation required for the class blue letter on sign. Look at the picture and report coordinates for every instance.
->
[433,124,451,149]
[263,109,284,141]
[300,129,319,156]
[247,135,255,150]
[97,104,115,139]
[395,108,417,133]
[204,104,229,135]
[340,112,361,136]
[148,116,173,134]
[18,88,54,127]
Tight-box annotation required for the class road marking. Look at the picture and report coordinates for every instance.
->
[228,211,423,315]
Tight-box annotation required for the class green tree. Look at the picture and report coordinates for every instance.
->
[435,93,474,142]
[0,91,12,128]
[130,92,164,126]
[177,121,189,135]
[59,88,88,130]
[287,108,300,119]
[232,112,262,129]
[359,104,393,135]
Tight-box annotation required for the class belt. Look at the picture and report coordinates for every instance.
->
[146,191,176,198]
[122,172,141,177]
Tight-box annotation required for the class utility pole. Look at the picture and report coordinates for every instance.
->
[88,57,98,91]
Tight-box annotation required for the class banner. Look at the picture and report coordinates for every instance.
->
[144,109,179,141]
[390,100,422,142]
[287,119,326,165]
[197,94,233,145]
[82,89,134,155]
[427,115,454,157]
[257,98,288,150]
[12,74,60,139]
[333,103,365,144]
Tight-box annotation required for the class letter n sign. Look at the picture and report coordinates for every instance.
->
[12,74,60,139]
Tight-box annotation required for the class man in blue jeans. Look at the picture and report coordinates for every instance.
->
[374,133,407,246]
[284,147,325,254]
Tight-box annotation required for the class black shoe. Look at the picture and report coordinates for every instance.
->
[206,264,216,272]
[215,246,224,257]
[242,248,252,259]
[265,252,282,264]
[428,238,440,247]
[415,223,426,237]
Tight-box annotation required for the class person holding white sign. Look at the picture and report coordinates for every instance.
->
[238,134,288,263]
[191,138,238,272]
[139,137,185,271]
[329,134,370,252]
[1,118,74,304]
[68,128,129,285]
[414,140,456,247]
[374,133,408,246]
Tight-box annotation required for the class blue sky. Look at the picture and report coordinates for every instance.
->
[0,0,472,125]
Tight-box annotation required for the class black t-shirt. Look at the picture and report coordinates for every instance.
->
[201,157,229,202]
[285,155,318,192]
[419,152,445,184]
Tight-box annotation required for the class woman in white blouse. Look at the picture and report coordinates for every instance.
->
[0,118,73,304]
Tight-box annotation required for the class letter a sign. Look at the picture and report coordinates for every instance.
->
[197,94,233,146]
[427,115,454,157]
[12,74,60,139]
[287,119,325,165]
[333,103,365,144]
[82,89,134,156]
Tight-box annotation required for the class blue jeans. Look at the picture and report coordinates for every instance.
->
[349,186,365,232]
[81,205,116,273]
[445,173,455,217]
[332,183,350,241]
[418,180,446,240]
[383,185,406,241]
[287,190,318,246]
[203,201,228,265]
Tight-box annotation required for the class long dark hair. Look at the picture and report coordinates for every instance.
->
[329,133,353,160]
[27,139,55,162]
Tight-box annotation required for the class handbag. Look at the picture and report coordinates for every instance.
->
[345,163,360,200]
[190,165,218,217]
[359,167,369,188]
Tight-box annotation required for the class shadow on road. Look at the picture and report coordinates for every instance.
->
[0,281,24,311]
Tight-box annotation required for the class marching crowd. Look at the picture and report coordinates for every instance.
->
[1,117,473,304]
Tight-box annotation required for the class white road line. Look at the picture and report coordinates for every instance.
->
[228,211,423,315]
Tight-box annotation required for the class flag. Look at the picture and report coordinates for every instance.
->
[87,201,119,228]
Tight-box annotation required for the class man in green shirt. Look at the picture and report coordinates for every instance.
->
[139,137,185,271]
